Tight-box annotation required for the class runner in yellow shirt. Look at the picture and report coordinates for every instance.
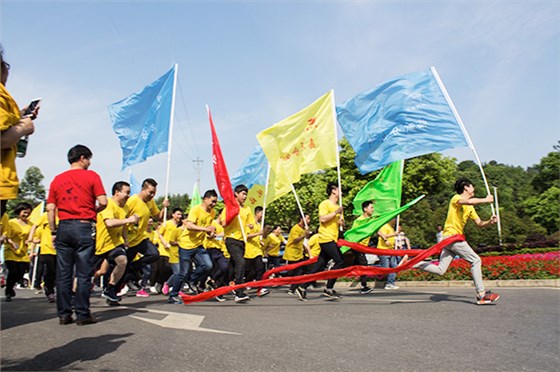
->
[283,214,311,296]
[244,206,270,297]
[159,208,182,295]
[350,200,375,294]
[3,203,33,301]
[416,178,499,305]
[296,182,345,301]
[262,225,285,271]
[31,212,58,302]
[122,178,169,295]
[220,184,255,303]
[93,181,139,303]
[168,190,217,304]
[204,215,229,302]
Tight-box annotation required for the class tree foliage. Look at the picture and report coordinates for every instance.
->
[10,141,559,246]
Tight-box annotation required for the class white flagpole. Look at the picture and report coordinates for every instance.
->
[493,187,503,246]
[261,164,271,230]
[163,63,179,222]
[395,160,405,232]
[431,66,496,216]
[330,90,344,230]
[290,184,309,230]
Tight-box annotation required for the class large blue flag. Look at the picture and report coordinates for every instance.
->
[336,67,468,174]
[230,145,268,189]
[109,66,175,170]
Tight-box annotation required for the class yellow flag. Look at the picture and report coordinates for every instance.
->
[245,184,265,210]
[257,90,337,198]
[29,202,44,225]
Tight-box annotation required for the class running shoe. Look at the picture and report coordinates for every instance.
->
[117,285,129,297]
[323,289,341,300]
[360,286,374,295]
[149,286,159,295]
[102,287,121,302]
[477,290,500,305]
[234,294,250,303]
[215,295,226,302]
[136,289,150,298]
[168,295,183,304]
[162,282,170,295]
[47,293,56,303]
[257,288,270,297]
[295,286,307,301]
[384,284,400,290]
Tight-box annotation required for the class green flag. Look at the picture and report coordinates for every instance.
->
[189,183,202,210]
[352,160,403,216]
[341,195,425,253]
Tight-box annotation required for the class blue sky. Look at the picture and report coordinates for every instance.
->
[2,0,558,198]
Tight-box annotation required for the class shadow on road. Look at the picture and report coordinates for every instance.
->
[1,333,133,371]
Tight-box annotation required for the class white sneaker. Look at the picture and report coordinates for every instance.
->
[257,288,270,297]
[149,286,159,294]
[384,284,400,290]
[117,285,129,297]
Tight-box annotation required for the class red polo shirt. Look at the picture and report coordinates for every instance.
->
[47,168,106,220]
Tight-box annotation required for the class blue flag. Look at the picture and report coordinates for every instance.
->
[336,67,468,174]
[230,145,268,189]
[109,66,175,170]
[129,172,141,195]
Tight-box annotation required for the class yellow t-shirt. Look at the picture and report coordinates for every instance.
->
[0,83,21,200]
[125,194,160,247]
[1,211,11,238]
[283,223,306,261]
[244,222,263,259]
[4,218,32,262]
[96,198,128,255]
[443,194,480,236]
[377,223,395,250]
[159,220,180,263]
[263,233,284,257]
[308,234,321,257]
[178,204,215,249]
[222,204,255,241]
[34,213,56,255]
[204,220,230,258]
[318,199,341,243]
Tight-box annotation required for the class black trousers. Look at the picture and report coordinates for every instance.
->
[225,238,246,295]
[303,240,345,289]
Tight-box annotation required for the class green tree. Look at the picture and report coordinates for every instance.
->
[525,186,560,235]
[7,166,46,215]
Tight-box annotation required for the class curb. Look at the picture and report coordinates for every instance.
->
[335,279,560,288]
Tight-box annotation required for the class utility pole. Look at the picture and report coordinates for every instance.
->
[193,157,203,187]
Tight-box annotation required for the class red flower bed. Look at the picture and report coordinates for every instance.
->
[397,251,560,281]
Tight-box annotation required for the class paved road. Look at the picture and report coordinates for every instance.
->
[1,285,559,371]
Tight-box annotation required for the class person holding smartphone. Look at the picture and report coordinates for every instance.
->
[0,45,39,217]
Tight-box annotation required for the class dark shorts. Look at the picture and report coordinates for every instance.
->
[94,245,127,269]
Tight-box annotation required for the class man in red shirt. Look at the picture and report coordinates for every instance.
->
[47,145,107,325]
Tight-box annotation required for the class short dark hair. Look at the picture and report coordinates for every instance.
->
[299,214,309,222]
[67,145,92,164]
[112,181,130,195]
[13,202,32,215]
[172,207,183,214]
[326,182,338,196]
[361,200,373,211]
[142,178,158,189]
[203,189,218,199]
[454,178,473,194]
[255,206,263,214]
[234,184,248,194]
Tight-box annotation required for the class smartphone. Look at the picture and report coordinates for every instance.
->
[23,98,41,116]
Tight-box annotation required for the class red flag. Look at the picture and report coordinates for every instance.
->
[207,106,239,225]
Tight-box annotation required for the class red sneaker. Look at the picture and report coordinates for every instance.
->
[477,290,500,305]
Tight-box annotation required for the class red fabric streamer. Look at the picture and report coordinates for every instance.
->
[262,257,318,280]
[208,106,239,225]
[180,235,465,304]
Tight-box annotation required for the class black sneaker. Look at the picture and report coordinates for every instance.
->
[234,294,250,303]
[102,287,121,302]
[295,286,307,301]
[323,289,341,300]
[360,286,374,295]
[215,295,226,302]
[168,295,183,304]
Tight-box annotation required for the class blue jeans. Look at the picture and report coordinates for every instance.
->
[170,246,213,297]
[379,255,397,285]
[55,220,95,320]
